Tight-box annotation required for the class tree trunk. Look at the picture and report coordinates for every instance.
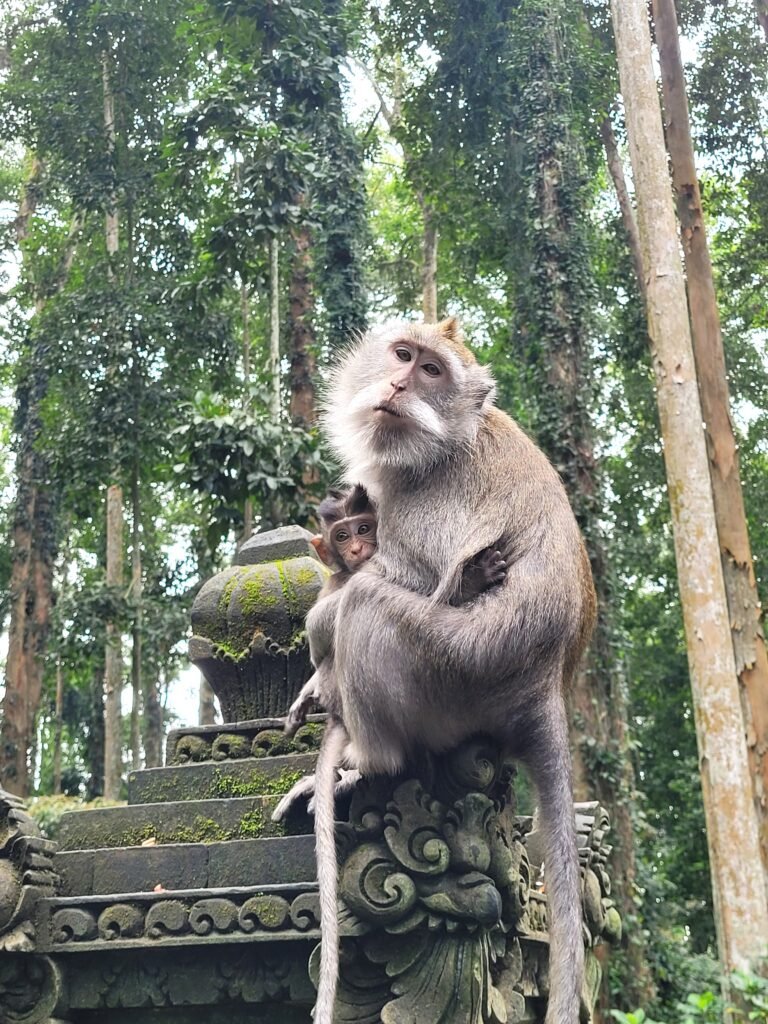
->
[53,657,64,795]
[288,222,317,426]
[130,464,142,770]
[420,199,438,323]
[240,278,254,543]
[269,235,281,424]
[655,0,768,881]
[611,0,768,973]
[199,676,217,726]
[514,4,654,1007]
[600,116,646,302]
[86,658,105,799]
[103,484,124,800]
[0,156,58,797]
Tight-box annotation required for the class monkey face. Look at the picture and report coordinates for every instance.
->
[324,320,496,475]
[331,513,377,571]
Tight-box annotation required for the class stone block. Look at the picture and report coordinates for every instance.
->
[207,836,316,887]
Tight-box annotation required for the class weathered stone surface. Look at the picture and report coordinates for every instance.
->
[59,944,316,1010]
[56,796,308,852]
[235,525,317,565]
[207,836,316,888]
[188,528,331,720]
[54,836,317,896]
[166,718,323,766]
[128,754,317,804]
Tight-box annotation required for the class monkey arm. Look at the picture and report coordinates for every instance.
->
[306,587,345,667]
[337,556,582,684]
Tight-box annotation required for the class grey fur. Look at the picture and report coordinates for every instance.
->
[283,320,595,1024]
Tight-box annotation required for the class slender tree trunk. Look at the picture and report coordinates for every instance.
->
[269,236,281,424]
[101,46,125,798]
[53,657,64,795]
[611,0,768,974]
[0,155,58,797]
[655,0,768,880]
[288,222,317,426]
[199,676,217,726]
[241,278,254,542]
[130,464,143,769]
[513,5,654,1008]
[103,485,124,800]
[420,199,438,322]
[600,116,646,302]
[86,658,106,799]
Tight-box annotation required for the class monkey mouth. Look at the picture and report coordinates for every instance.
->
[373,403,402,418]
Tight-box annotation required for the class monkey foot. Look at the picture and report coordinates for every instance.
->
[270,768,362,821]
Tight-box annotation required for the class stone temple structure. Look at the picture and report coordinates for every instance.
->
[0,527,620,1023]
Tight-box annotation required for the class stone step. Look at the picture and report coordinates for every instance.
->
[56,795,311,852]
[127,753,317,805]
[54,834,317,896]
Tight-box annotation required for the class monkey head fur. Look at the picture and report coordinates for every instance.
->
[312,484,377,573]
[323,318,496,479]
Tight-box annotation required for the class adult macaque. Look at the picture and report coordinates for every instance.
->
[274,477,507,1024]
[305,317,595,1024]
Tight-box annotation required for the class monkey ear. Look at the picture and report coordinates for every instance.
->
[437,316,463,343]
[311,534,335,568]
[473,368,496,408]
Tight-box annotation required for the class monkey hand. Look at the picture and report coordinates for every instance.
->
[284,674,321,736]
[455,547,507,604]
[271,767,362,821]
[476,547,507,589]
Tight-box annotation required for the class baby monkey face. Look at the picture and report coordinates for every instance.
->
[331,513,377,571]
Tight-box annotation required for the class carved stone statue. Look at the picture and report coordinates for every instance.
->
[0,528,620,1023]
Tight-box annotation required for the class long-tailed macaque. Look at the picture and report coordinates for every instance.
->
[274,480,507,1023]
[291,318,595,1024]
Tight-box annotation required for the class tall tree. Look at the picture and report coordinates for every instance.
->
[654,0,768,877]
[611,0,768,975]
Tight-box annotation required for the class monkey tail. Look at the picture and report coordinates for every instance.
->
[314,719,347,1024]
[524,696,584,1024]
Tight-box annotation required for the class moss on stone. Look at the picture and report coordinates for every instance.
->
[210,766,304,799]
[294,566,318,587]
[240,574,279,615]
[218,571,241,613]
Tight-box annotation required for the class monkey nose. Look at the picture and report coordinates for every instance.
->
[390,379,407,392]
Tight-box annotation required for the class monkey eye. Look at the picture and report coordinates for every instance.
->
[335,530,349,543]
[422,362,441,377]
[395,347,412,362]
[357,524,370,534]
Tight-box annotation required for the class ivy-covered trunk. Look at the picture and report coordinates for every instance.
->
[0,157,58,797]
[512,0,654,1008]
[288,220,317,426]
[1,384,56,796]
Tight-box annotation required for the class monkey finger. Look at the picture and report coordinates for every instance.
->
[271,774,317,821]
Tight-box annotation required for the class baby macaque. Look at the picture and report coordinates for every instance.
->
[283,484,506,734]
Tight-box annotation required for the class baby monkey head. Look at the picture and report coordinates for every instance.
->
[312,484,377,573]
[324,317,496,475]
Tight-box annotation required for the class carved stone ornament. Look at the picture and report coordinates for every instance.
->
[0,787,58,953]
[188,526,331,721]
[0,954,61,1024]
[300,740,623,1024]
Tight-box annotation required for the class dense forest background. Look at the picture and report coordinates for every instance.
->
[1,0,768,1018]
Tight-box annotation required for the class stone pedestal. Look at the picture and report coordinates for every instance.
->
[0,528,621,1024]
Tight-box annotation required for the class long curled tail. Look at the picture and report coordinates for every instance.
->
[525,697,584,1024]
[313,720,347,1024]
